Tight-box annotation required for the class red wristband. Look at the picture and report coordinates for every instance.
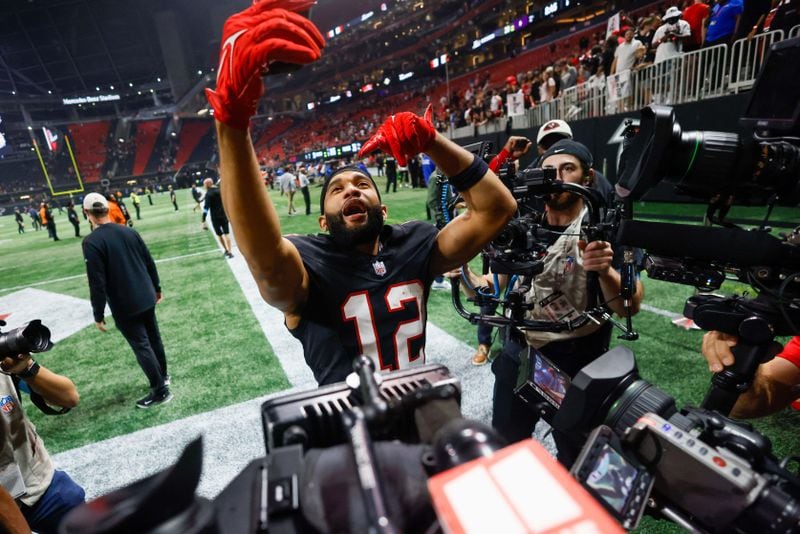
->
[489,148,511,173]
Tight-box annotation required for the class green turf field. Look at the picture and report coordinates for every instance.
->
[1,181,797,532]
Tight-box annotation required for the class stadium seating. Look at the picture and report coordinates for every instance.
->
[132,120,165,176]
[67,121,110,183]
[173,120,214,170]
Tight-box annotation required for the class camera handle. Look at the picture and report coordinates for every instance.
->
[686,295,782,417]
[340,356,398,534]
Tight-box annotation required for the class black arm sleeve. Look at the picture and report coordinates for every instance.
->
[83,241,108,322]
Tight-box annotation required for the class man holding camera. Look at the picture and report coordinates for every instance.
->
[208,0,516,385]
[457,139,644,463]
[1,351,84,533]
[82,192,171,408]
[702,332,800,418]
[653,7,692,64]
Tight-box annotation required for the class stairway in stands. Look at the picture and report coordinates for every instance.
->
[173,120,214,169]
[67,121,110,183]
[132,120,165,176]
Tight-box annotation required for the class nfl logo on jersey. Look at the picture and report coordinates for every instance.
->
[372,260,387,277]
[1,395,17,414]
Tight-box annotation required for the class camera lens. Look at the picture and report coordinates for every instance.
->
[0,320,54,359]
[604,379,677,435]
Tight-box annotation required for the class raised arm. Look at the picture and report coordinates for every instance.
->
[207,1,323,313]
[358,107,516,277]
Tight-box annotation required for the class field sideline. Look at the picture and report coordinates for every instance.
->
[1,180,797,532]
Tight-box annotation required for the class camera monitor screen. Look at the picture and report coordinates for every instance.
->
[586,444,640,514]
[531,350,570,408]
[741,37,800,131]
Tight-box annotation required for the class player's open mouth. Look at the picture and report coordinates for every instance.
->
[342,199,368,223]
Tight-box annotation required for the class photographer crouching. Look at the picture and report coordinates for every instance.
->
[1,347,84,533]
[454,139,644,464]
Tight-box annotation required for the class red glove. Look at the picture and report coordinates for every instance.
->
[358,105,436,166]
[206,0,324,130]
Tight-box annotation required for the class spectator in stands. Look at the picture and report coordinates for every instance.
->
[168,185,178,211]
[635,17,659,65]
[762,0,800,34]
[67,202,81,237]
[653,7,692,64]
[39,202,59,242]
[705,0,744,46]
[601,36,619,77]
[558,59,578,90]
[736,0,773,39]
[683,0,712,51]
[611,28,644,74]
[538,67,556,103]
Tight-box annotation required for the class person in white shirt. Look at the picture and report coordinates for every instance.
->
[610,28,644,74]
[653,6,692,63]
[279,167,298,216]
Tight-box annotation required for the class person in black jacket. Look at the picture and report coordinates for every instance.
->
[66,202,80,237]
[202,178,234,258]
[81,192,172,408]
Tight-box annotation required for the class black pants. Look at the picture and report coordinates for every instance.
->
[300,186,311,215]
[115,307,168,391]
[47,221,58,241]
[491,326,611,467]
[134,204,141,219]
[17,222,24,234]
[70,220,80,237]
[385,173,397,193]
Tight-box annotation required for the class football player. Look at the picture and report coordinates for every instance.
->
[208,0,516,384]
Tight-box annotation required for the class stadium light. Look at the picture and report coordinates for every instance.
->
[129,82,133,87]
[110,85,114,90]
[157,77,162,82]
[96,86,100,91]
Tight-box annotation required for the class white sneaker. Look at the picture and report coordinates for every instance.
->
[431,280,450,291]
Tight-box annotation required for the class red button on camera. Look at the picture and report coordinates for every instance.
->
[712,456,727,467]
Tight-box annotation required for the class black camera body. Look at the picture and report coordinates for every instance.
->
[550,346,800,532]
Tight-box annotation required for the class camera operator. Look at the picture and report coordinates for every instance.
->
[702,332,800,418]
[652,7,692,64]
[209,1,516,386]
[0,352,84,533]
[456,140,643,464]
[531,120,615,206]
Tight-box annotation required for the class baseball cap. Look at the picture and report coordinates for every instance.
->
[664,6,681,19]
[536,120,573,145]
[83,192,109,211]
[540,139,594,169]
[506,75,518,85]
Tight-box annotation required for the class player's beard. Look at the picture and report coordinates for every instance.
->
[326,204,384,248]
[545,191,581,211]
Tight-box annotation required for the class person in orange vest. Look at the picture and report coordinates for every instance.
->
[39,202,59,241]
[106,194,128,225]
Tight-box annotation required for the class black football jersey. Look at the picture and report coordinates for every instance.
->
[286,221,438,385]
